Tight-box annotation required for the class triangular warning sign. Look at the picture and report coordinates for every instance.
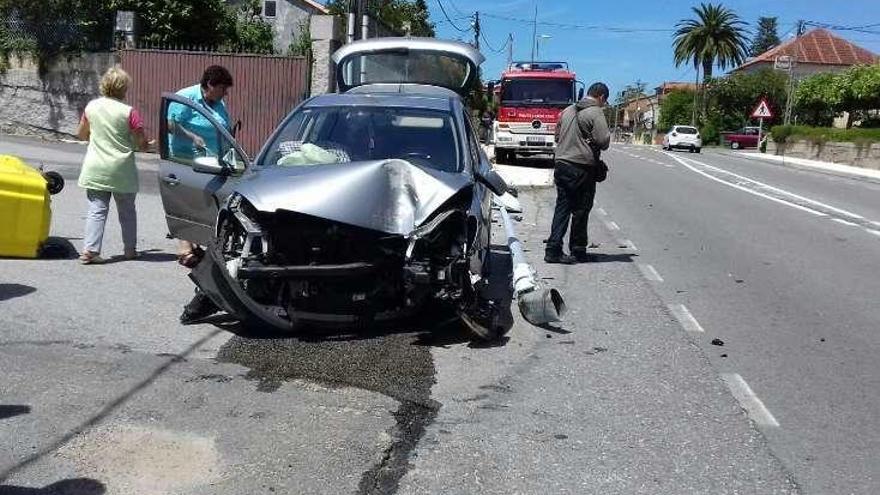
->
[751,99,774,119]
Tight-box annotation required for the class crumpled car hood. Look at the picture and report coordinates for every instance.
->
[236,159,472,235]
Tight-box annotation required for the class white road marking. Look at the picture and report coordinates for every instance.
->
[606,221,620,230]
[721,373,780,428]
[832,218,859,227]
[663,153,828,217]
[637,263,664,282]
[668,304,705,333]
[671,153,865,220]
[621,239,637,250]
[596,208,607,216]
[872,221,880,228]
[867,229,880,238]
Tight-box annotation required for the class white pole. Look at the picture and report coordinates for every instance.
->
[758,117,763,152]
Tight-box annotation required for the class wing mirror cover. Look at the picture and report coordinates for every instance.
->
[477,168,508,196]
[192,156,226,175]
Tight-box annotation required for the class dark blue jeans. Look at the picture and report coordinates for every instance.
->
[546,161,597,255]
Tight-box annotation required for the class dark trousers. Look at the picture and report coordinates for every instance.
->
[546,161,597,254]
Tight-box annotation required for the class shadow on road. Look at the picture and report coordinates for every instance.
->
[586,253,638,263]
[0,478,105,494]
[0,405,31,420]
[0,331,222,484]
[0,284,37,302]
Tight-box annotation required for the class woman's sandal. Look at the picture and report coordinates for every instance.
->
[79,251,104,265]
[177,246,204,268]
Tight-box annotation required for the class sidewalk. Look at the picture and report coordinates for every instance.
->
[0,134,159,170]
[734,150,880,181]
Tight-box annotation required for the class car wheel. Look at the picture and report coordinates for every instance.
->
[695,147,701,154]
[731,141,740,150]
[495,149,505,164]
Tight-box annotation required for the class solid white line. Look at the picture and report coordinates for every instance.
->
[637,263,664,282]
[596,208,607,216]
[668,304,705,333]
[606,221,620,230]
[867,229,880,238]
[721,373,780,428]
[678,154,865,220]
[832,218,859,227]
[664,153,828,217]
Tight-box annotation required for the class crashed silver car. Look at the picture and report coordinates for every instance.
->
[157,38,510,339]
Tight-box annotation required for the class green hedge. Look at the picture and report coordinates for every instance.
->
[770,125,880,145]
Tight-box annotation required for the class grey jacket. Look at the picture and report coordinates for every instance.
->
[554,97,611,167]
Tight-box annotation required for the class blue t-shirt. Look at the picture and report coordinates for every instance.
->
[169,84,231,158]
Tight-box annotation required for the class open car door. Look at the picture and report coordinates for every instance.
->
[158,93,250,245]
[332,38,484,96]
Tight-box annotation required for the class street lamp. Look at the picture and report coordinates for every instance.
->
[536,34,551,60]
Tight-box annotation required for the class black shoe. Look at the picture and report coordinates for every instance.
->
[180,292,220,325]
[544,252,576,264]
[571,250,593,263]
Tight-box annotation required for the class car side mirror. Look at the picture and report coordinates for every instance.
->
[477,168,508,196]
[193,156,225,175]
[578,87,584,100]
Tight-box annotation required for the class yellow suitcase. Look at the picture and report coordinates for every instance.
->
[0,155,64,258]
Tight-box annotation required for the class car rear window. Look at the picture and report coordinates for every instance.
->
[676,126,698,134]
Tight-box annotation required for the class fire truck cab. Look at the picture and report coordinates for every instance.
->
[489,61,580,164]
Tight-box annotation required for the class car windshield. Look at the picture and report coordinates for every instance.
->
[501,79,573,106]
[676,126,698,134]
[262,106,461,173]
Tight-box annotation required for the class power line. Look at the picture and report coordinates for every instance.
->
[480,31,510,54]
[435,0,471,33]
[481,12,675,33]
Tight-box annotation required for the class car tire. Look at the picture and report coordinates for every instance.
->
[731,142,740,150]
[695,147,701,154]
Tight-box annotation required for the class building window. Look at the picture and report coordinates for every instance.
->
[264,1,277,17]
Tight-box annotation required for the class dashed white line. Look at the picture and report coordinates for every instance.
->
[832,218,859,227]
[606,221,620,230]
[664,153,828,217]
[668,304,705,333]
[721,373,780,428]
[637,263,664,282]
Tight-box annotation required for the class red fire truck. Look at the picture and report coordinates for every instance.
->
[489,61,581,164]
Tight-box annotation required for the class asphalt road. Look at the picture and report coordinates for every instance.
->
[1,135,798,494]
[599,144,880,494]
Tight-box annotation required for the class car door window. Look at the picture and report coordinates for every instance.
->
[462,112,481,168]
[161,95,247,175]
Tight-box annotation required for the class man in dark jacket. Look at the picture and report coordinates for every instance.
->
[545,82,611,264]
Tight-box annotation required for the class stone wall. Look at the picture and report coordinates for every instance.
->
[0,53,117,139]
[769,140,880,170]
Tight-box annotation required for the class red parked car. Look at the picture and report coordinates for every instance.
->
[724,126,761,149]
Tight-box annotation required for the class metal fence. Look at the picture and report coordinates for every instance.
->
[119,49,311,157]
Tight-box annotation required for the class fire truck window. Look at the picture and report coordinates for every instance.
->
[502,79,573,104]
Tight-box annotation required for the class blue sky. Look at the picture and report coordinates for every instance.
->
[416,0,880,96]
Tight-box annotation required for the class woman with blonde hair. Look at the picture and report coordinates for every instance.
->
[76,65,150,264]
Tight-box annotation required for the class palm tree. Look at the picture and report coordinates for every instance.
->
[673,3,750,82]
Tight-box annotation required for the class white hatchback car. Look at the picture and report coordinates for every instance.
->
[663,125,702,153]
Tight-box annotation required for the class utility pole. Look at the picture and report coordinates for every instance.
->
[506,33,513,68]
[473,11,480,50]
[783,19,804,125]
[530,3,537,62]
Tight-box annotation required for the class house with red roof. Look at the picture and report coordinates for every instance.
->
[732,28,878,78]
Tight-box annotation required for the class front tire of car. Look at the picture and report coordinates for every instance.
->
[731,142,740,150]
[695,147,701,154]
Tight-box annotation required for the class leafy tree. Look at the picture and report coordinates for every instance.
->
[673,3,749,82]
[794,72,840,126]
[658,90,695,132]
[749,17,780,57]
[794,64,880,128]
[325,0,435,37]
[706,68,788,128]
[228,0,275,53]
[288,17,311,56]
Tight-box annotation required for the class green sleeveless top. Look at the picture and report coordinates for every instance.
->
[78,97,139,194]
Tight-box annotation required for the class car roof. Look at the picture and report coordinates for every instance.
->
[305,91,455,112]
